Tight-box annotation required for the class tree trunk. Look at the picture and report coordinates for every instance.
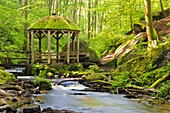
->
[160,0,164,12]
[94,0,97,36]
[78,0,82,24]
[88,0,91,39]
[144,0,157,48]
[49,0,52,16]
[74,0,77,24]
[160,0,166,17]
[23,0,28,51]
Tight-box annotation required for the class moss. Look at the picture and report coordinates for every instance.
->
[84,73,106,80]
[167,22,170,27]
[103,58,117,67]
[117,52,129,66]
[34,76,52,90]
[28,15,81,31]
[87,46,101,64]
[0,69,16,84]
[150,71,170,88]
[90,80,112,85]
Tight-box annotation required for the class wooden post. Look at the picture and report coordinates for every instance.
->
[56,34,59,62]
[48,30,51,65]
[72,33,75,52]
[29,32,31,64]
[76,32,79,63]
[67,31,70,64]
[31,30,35,64]
[39,32,42,62]
[6,51,9,67]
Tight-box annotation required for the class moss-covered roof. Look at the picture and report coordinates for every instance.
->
[28,16,81,31]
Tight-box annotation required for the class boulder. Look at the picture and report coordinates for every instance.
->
[42,107,80,113]
[0,99,6,106]
[23,106,41,113]
[62,40,101,64]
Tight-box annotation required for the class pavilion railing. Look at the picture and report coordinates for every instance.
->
[34,51,89,64]
[0,50,30,67]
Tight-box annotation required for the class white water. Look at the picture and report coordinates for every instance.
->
[35,80,162,113]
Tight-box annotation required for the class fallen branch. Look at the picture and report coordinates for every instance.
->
[150,71,170,88]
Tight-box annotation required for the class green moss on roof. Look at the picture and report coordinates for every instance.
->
[28,16,81,31]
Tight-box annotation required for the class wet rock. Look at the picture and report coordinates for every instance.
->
[24,90,31,97]
[36,99,40,102]
[123,95,137,99]
[6,106,17,113]
[0,99,6,106]
[69,93,87,95]
[42,107,81,113]
[23,105,41,113]
[34,89,41,94]
[5,97,11,101]
[12,97,18,102]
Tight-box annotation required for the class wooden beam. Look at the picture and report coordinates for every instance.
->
[48,30,51,65]
[67,31,70,64]
[31,30,35,64]
[42,30,48,37]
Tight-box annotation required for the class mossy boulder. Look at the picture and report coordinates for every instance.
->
[113,41,170,76]
[62,40,101,64]
[0,69,16,85]
[28,15,81,31]
[34,76,52,90]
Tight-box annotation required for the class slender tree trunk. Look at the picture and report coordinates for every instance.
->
[94,0,97,36]
[130,14,133,30]
[160,0,166,17]
[144,0,157,47]
[49,0,52,16]
[23,0,28,51]
[78,0,82,24]
[74,0,77,24]
[88,0,91,39]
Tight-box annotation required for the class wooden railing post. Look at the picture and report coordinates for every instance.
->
[6,51,9,67]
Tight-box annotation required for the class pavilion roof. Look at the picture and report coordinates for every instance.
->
[28,15,81,31]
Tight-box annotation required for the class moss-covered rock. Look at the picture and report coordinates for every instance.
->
[28,15,81,31]
[115,41,170,74]
[103,59,117,67]
[0,69,16,85]
[33,76,52,90]
[62,40,101,64]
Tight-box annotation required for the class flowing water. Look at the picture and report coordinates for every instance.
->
[33,79,164,113]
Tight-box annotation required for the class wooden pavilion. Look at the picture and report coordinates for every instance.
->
[27,15,81,65]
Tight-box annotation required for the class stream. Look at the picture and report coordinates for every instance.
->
[30,79,163,113]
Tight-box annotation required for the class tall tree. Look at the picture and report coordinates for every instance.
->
[144,0,157,48]
[88,0,91,39]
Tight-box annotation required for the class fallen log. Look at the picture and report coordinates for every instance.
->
[150,71,170,88]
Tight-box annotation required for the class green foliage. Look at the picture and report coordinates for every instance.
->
[33,76,52,90]
[159,80,170,99]
[167,22,170,27]
[84,73,106,80]
[32,64,56,78]
[88,65,100,73]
